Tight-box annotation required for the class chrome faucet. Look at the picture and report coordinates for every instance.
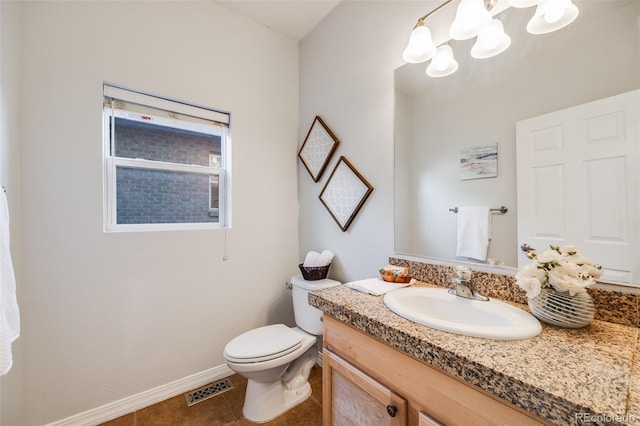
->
[448,266,489,302]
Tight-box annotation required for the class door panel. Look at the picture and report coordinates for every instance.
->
[517,89,639,284]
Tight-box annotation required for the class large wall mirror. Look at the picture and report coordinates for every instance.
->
[394,1,640,285]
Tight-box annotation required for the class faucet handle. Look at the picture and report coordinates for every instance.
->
[455,265,472,280]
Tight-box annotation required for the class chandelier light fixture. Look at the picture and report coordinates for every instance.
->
[525,0,580,34]
[402,1,451,64]
[450,0,493,40]
[403,0,580,78]
[471,19,511,59]
[402,21,437,63]
[427,44,459,77]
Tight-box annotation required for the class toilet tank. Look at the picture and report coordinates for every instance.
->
[291,275,340,335]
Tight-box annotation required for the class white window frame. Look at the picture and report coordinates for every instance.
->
[102,84,231,232]
[209,154,221,216]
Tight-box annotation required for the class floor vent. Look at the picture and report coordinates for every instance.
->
[185,378,234,407]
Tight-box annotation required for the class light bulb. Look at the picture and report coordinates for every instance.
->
[483,26,501,50]
[450,0,492,40]
[543,1,568,24]
[402,22,436,63]
[527,0,578,34]
[427,45,458,78]
[471,19,511,59]
[434,55,449,71]
[409,25,431,49]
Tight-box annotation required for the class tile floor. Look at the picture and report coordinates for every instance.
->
[99,365,323,425]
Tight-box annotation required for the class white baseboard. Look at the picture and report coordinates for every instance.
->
[46,364,234,426]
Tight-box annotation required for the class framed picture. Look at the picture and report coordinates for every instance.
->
[298,116,339,182]
[319,156,373,232]
[460,143,498,180]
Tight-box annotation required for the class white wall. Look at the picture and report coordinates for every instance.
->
[6,1,300,424]
[299,1,428,282]
[0,1,23,425]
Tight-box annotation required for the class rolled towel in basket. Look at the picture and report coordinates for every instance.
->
[316,250,334,267]
[303,251,320,267]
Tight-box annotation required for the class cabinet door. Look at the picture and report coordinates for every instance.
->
[324,349,407,426]
[418,411,444,426]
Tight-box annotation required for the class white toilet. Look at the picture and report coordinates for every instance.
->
[223,275,340,423]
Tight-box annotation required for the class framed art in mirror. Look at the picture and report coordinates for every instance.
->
[319,156,373,232]
[460,143,498,180]
[298,116,339,182]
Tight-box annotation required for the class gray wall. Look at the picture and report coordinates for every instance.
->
[298,1,424,283]
[3,1,299,424]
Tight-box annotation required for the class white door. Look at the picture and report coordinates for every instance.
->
[516,90,640,285]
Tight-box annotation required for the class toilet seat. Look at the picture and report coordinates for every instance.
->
[224,324,303,364]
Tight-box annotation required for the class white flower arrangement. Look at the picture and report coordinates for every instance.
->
[516,245,603,298]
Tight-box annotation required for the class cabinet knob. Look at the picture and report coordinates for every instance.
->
[386,405,398,417]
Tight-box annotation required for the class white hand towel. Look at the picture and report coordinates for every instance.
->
[345,278,415,296]
[456,206,491,261]
[0,190,19,376]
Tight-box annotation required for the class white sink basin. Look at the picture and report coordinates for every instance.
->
[383,287,541,340]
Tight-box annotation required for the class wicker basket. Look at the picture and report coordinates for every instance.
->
[299,263,330,281]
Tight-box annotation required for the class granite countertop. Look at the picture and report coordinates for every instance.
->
[309,282,640,425]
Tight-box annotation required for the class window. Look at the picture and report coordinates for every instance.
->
[209,154,220,218]
[103,84,231,232]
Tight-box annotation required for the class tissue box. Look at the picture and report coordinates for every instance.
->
[379,265,412,283]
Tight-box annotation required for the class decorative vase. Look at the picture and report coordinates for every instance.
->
[527,287,595,328]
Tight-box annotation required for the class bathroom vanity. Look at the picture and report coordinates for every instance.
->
[322,316,546,425]
[310,282,640,425]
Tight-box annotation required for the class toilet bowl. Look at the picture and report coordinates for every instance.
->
[223,275,340,423]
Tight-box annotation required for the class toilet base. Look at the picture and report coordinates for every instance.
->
[242,379,312,423]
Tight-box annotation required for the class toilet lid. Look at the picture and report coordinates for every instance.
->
[224,324,303,363]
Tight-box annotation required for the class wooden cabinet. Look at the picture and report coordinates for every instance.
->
[322,315,550,426]
[324,350,406,425]
[418,411,444,426]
